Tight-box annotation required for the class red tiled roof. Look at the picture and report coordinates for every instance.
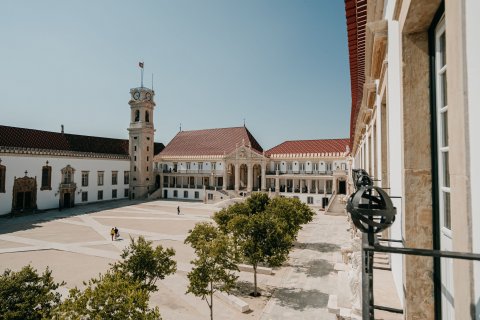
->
[345,0,367,149]
[0,125,164,156]
[265,139,350,156]
[157,127,263,157]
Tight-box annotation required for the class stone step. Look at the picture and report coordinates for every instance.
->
[214,291,250,313]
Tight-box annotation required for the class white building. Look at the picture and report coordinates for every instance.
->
[0,85,164,216]
[153,127,350,206]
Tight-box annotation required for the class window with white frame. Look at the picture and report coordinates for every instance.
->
[435,19,450,230]
[198,162,203,171]
[186,162,191,170]
[81,171,89,187]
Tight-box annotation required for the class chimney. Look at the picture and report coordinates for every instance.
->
[61,125,64,134]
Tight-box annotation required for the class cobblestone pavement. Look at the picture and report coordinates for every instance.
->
[0,199,351,320]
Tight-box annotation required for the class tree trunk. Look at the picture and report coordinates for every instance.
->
[253,264,258,296]
[210,281,213,320]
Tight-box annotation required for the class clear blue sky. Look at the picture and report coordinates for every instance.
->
[1,0,350,150]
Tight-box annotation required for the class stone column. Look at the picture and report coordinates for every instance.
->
[333,177,337,194]
[234,164,240,192]
[307,179,312,194]
[261,163,266,191]
[247,163,253,192]
[223,164,228,190]
[275,177,280,194]
[323,180,327,196]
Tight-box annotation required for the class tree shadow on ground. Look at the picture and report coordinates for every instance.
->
[230,280,273,299]
[272,287,329,311]
[294,242,341,253]
[305,259,334,278]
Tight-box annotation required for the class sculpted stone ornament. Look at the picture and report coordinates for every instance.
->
[348,230,363,316]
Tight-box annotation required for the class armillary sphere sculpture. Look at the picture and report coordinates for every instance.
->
[352,169,373,190]
[346,185,396,234]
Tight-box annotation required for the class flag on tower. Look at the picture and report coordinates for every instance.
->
[139,61,144,68]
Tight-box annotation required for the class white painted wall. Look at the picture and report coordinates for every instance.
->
[466,0,480,317]
[0,154,130,215]
[163,187,203,201]
[386,18,405,306]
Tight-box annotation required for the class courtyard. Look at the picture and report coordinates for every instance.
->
[0,199,352,320]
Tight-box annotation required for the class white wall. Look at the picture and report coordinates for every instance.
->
[466,0,480,316]
[163,187,203,201]
[0,154,130,215]
[386,18,405,306]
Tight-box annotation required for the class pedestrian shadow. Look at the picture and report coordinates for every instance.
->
[271,287,329,310]
[294,242,341,253]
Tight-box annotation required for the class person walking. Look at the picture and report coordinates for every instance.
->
[110,227,115,241]
[177,206,180,215]
[114,227,119,239]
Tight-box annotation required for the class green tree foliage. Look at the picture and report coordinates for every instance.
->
[0,265,64,320]
[213,193,315,296]
[54,270,160,320]
[264,197,315,240]
[112,236,177,292]
[185,222,238,320]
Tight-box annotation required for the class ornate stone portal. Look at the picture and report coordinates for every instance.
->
[11,173,37,213]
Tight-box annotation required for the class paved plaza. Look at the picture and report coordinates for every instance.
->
[0,199,353,320]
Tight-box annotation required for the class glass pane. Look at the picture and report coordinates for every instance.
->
[439,32,446,68]
[441,71,448,107]
[443,151,450,187]
[442,110,449,147]
[443,191,451,229]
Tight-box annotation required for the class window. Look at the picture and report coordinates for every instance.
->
[287,163,292,171]
[81,171,89,187]
[134,146,137,151]
[0,162,5,193]
[145,111,150,122]
[82,191,88,202]
[147,146,149,152]
[41,162,52,190]
[124,189,129,197]
[212,162,216,170]
[307,196,313,204]
[195,191,199,199]
[186,162,191,170]
[313,163,318,171]
[134,166,136,172]
[98,190,103,200]
[208,193,213,200]
[184,191,188,198]
[97,172,104,186]
[173,190,178,198]
[435,19,450,230]
[61,165,75,184]
[135,110,140,122]
[300,163,305,171]
[198,162,203,170]
[112,189,117,199]
[112,171,118,185]
[124,171,129,184]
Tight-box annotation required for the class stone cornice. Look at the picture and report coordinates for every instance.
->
[0,146,130,160]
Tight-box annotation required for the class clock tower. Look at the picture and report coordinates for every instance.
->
[128,86,155,199]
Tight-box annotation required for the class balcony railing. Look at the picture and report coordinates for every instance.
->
[266,170,343,175]
[162,169,220,175]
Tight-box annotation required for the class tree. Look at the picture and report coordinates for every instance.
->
[185,222,238,320]
[54,270,160,320]
[232,213,292,296]
[213,193,314,296]
[112,236,176,292]
[0,265,64,320]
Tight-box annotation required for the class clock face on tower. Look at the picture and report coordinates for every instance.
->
[133,91,140,100]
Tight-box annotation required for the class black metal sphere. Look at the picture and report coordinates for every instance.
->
[346,186,396,234]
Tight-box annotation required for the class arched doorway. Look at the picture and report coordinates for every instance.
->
[59,165,76,209]
[12,174,37,213]
[239,164,248,190]
[253,164,262,191]
[338,179,346,194]
[227,164,235,190]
